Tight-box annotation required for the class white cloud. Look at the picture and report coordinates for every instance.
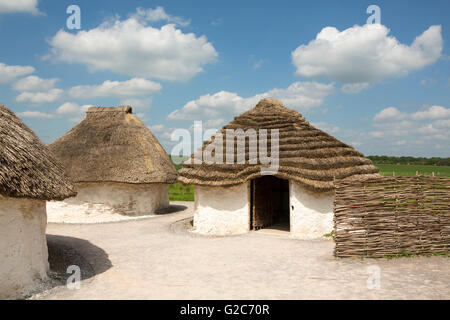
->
[0,0,41,15]
[17,111,55,119]
[56,102,92,115]
[434,119,450,128]
[0,62,34,83]
[374,107,408,121]
[341,82,370,94]
[311,122,340,133]
[168,81,334,121]
[339,104,449,156]
[55,102,94,122]
[417,124,439,134]
[130,7,190,27]
[411,105,450,120]
[204,118,225,128]
[49,14,218,81]
[369,105,449,148]
[150,124,165,132]
[16,88,63,104]
[13,75,58,92]
[120,97,153,111]
[69,78,161,98]
[292,24,442,92]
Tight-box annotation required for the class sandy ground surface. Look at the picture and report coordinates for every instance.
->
[31,201,449,300]
[46,202,180,224]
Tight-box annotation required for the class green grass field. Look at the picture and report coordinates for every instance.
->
[169,182,194,201]
[167,163,450,201]
[375,164,450,177]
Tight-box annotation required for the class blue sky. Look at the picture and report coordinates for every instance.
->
[0,0,449,157]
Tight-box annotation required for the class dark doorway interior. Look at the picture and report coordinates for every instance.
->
[250,176,290,231]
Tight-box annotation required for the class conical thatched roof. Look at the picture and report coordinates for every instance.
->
[178,98,379,192]
[48,106,177,184]
[0,104,76,200]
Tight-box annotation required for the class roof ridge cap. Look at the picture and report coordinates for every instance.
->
[87,106,132,114]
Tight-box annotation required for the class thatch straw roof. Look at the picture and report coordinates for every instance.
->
[0,104,76,200]
[178,98,379,192]
[48,106,177,184]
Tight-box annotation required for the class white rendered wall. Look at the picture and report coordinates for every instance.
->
[47,182,169,217]
[193,183,249,235]
[0,196,49,299]
[289,181,334,239]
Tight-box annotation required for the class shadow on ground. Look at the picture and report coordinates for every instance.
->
[47,235,112,283]
[154,204,188,215]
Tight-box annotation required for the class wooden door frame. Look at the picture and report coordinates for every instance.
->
[249,176,290,231]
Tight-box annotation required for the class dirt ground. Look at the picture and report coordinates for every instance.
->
[31,201,449,300]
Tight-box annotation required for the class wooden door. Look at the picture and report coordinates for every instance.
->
[252,177,274,229]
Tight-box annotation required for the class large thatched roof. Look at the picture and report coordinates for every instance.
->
[48,106,177,184]
[178,98,379,192]
[0,104,76,200]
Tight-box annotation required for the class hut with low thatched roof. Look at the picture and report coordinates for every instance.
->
[0,104,75,299]
[178,98,379,238]
[47,106,177,217]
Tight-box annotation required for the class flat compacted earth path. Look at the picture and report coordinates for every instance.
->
[32,201,449,300]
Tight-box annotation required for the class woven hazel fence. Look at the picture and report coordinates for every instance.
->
[334,176,450,258]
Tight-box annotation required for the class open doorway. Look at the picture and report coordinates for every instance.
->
[250,176,290,232]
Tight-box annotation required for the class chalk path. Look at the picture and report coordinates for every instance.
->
[32,201,449,299]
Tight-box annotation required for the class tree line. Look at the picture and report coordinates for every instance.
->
[368,156,450,166]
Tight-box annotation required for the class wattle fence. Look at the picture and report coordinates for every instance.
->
[334,176,450,258]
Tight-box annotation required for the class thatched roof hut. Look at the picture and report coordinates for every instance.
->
[0,105,75,200]
[0,104,75,299]
[179,98,378,191]
[49,106,177,184]
[179,98,379,238]
[47,106,177,218]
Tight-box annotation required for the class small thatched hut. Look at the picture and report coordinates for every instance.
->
[179,98,379,238]
[0,104,75,299]
[47,106,177,217]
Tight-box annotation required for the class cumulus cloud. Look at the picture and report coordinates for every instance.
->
[69,78,161,99]
[292,24,442,92]
[0,62,34,83]
[411,105,450,120]
[370,105,449,143]
[13,75,59,92]
[168,81,334,121]
[56,102,92,115]
[337,104,449,157]
[48,13,218,81]
[130,7,190,27]
[0,0,41,15]
[374,107,408,121]
[16,88,63,104]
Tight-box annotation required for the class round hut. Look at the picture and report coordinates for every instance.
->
[0,104,75,299]
[47,106,177,217]
[178,98,379,238]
